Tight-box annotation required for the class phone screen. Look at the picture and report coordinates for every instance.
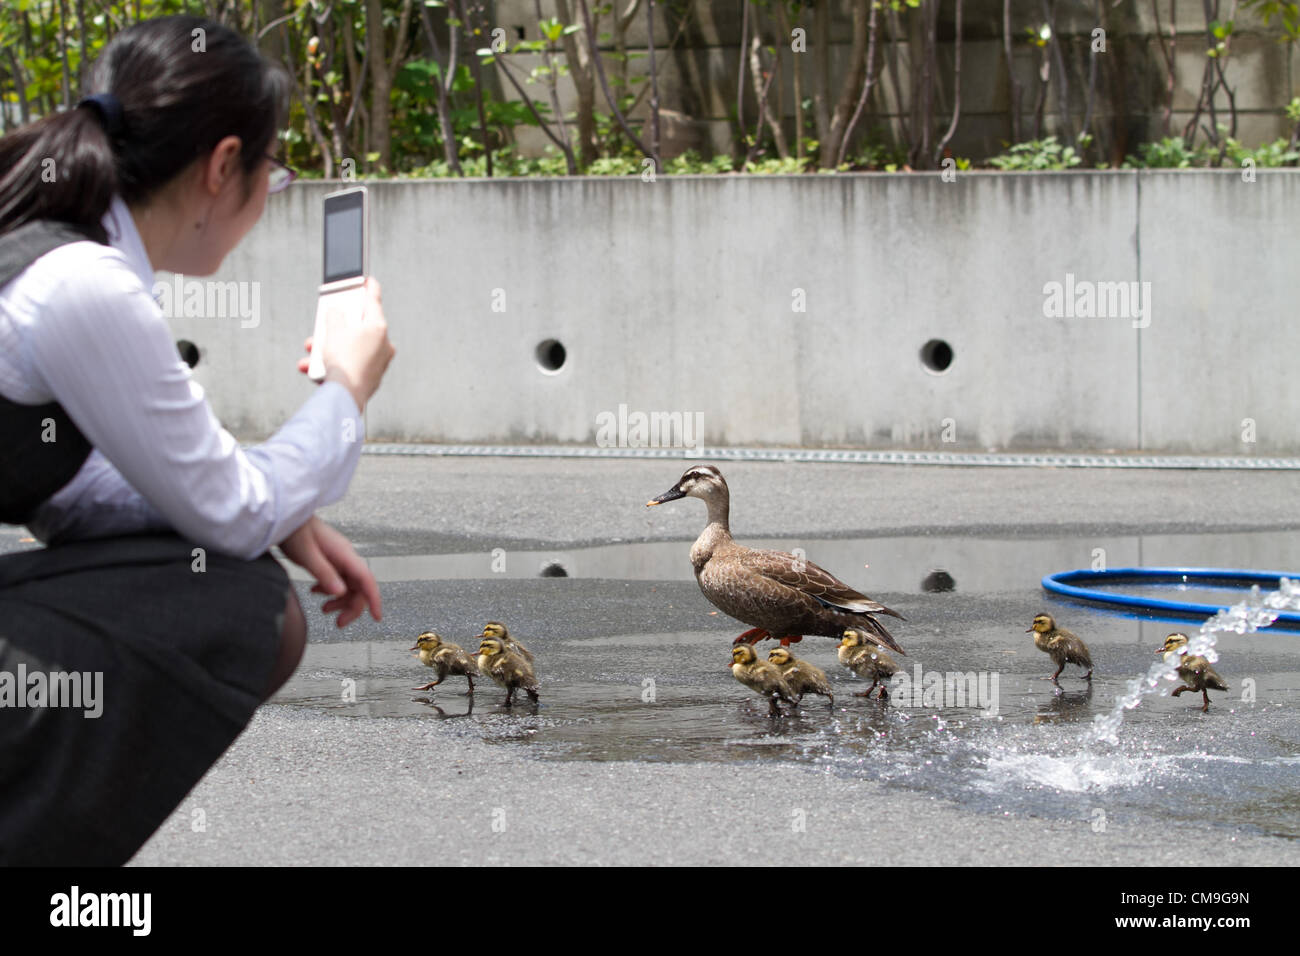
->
[323,192,364,283]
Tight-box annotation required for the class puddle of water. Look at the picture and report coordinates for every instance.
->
[276,624,1300,840]
[285,530,1300,592]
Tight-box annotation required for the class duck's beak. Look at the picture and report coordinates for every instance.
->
[646,486,686,507]
[409,643,420,651]
[1024,627,1034,633]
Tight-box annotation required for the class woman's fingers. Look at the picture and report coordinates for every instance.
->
[321,589,367,627]
[314,519,383,622]
[297,338,315,374]
[279,518,344,596]
[282,519,380,627]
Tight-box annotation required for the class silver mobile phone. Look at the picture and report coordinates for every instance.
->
[307,186,369,383]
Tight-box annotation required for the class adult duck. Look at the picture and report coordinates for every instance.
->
[647,465,905,653]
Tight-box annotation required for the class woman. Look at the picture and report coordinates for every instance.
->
[0,16,394,864]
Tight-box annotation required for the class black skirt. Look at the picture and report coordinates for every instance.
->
[0,533,289,865]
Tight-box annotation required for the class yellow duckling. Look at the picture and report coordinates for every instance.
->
[476,636,539,706]
[481,621,534,663]
[730,644,798,716]
[767,647,834,707]
[1027,613,1094,682]
[838,628,901,698]
[410,631,479,693]
[1158,633,1228,713]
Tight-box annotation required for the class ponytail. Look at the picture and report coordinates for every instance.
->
[0,15,290,239]
[0,107,118,241]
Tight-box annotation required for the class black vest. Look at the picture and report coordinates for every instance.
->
[0,221,99,524]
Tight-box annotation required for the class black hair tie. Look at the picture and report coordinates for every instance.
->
[76,92,125,138]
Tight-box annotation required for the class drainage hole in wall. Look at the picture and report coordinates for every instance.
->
[176,339,200,369]
[536,339,566,373]
[921,570,956,593]
[920,339,953,373]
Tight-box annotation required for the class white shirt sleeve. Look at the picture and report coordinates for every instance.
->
[15,242,364,561]
[27,449,172,543]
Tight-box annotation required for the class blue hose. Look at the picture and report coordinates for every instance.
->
[1041,567,1300,629]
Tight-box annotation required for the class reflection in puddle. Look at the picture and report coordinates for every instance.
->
[275,626,1300,840]
[286,530,1300,592]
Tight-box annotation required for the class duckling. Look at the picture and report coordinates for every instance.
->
[1027,613,1093,682]
[476,637,539,706]
[1158,633,1228,713]
[767,647,834,707]
[410,631,479,693]
[730,644,798,716]
[647,465,905,653]
[838,627,901,698]
[481,621,534,664]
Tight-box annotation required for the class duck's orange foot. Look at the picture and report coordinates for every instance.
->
[777,635,803,646]
[733,628,770,645]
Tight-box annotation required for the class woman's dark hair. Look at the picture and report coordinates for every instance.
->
[0,16,290,240]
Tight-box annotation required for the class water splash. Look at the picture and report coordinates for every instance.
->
[1091,577,1300,742]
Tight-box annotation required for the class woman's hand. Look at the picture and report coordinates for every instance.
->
[297,278,395,414]
[279,516,382,627]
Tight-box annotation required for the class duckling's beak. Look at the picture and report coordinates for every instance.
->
[646,486,686,507]
[409,643,420,650]
[1025,627,1034,633]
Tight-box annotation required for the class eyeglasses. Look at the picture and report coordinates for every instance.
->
[266,154,298,193]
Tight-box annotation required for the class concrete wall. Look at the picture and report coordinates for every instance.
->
[169,171,1300,454]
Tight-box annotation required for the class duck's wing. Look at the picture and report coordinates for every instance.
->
[1058,631,1093,667]
[1185,656,1228,691]
[453,648,481,675]
[1202,665,1229,692]
[796,661,833,695]
[739,547,905,620]
[505,652,539,690]
[759,662,799,703]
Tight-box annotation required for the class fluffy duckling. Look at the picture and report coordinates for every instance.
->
[476,636,539,706]
[838,627,901,698]
[410,631,479,693]
[767,647,834,707]
[1158,633,1228,712]
[730,644,799,716]
[481,621,534,664]
[1027,613,1093,682]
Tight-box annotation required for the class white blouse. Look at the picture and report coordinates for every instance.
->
[0,196,364,560]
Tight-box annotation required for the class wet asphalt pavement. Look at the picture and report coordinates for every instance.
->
[5,455,1298,865]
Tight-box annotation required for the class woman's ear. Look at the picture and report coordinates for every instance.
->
[203,135,245,196]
